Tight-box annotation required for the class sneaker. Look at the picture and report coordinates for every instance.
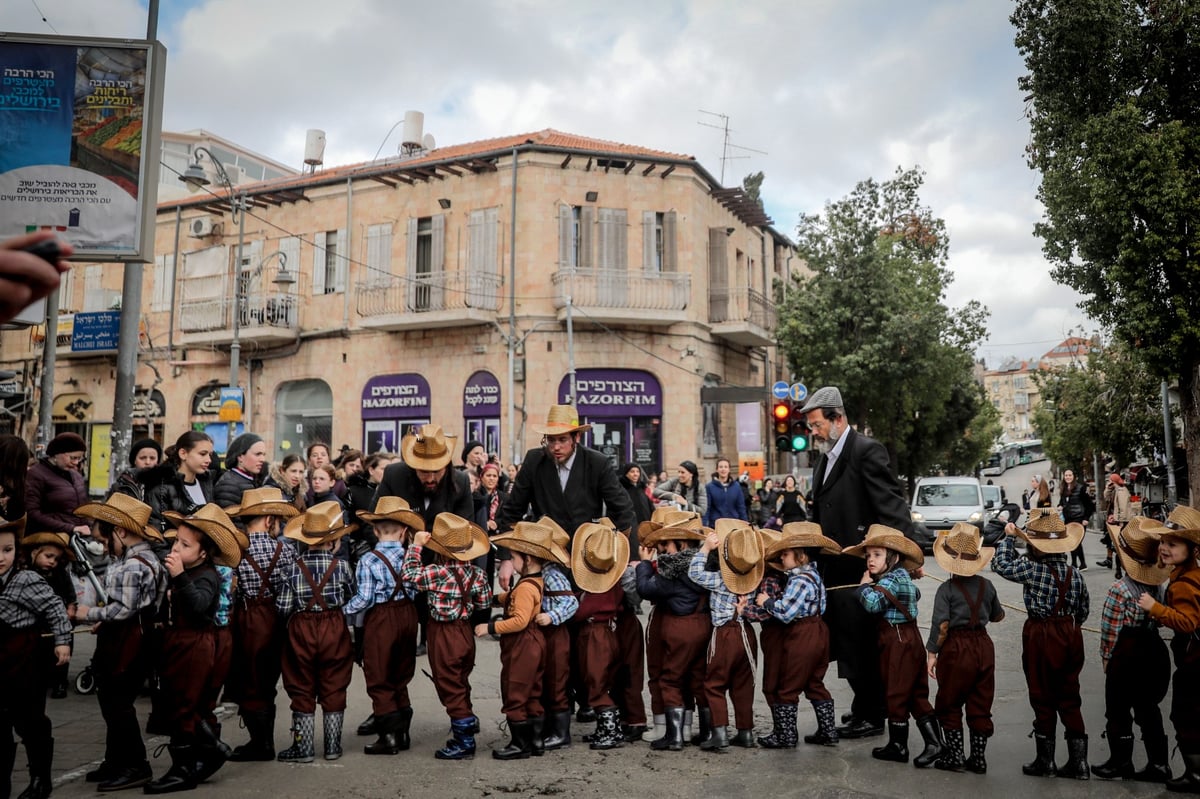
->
[1079,564,1089,571]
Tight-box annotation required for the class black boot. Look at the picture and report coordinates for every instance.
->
[760,705,797,749]
[965,730,988,774]
[493,719,534,761]
[690,707,713,746]
[356,713,376,737]
[17,736,52,799]
[528,716,545,757]
[649,707,684,752]
[913,716,944,768]
[143,743,198,794]
[1135,733,1172,783]
[588,708,623,751]
[1023,732,1057,777]
[192,720,230,783]
[1091,732,1134,780]
[364,713,403,755]
[871,721,909,763]
[729,729,757,748]
[1167,752,1200,792]
[394,706,413,752]
[935,727,965,772]
[96,760,152,792]
[1059,734,1089,780]
[698,723,729,752]
[542,710,573,750]
[803,700,838,746]
[230,710,275,762]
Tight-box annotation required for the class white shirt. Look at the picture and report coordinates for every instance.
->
[823,424,850,481]
[557,451,577,491]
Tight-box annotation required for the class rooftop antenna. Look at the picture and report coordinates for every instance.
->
[698,110,768,184]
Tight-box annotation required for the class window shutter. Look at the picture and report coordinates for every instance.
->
[708,227,728,320]
[83,265,102,311]
[312,231,326,295]
[579,206,594,269]
[430,214,446,309]
[484,208,499,275]
[405,217,419,310]
[469,210,486,274]
[613,209,628,270]
[333,229,347,292]
[278,236,301,291]
[151,254,173,311]
[664,211,677,271]
[642,211,656,271]
[558,204,573,269]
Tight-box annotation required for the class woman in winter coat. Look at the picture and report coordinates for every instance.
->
[653,460,707,519]
[1059,468,1095,570]
[108,438,164,502]
[146,431,217,533]
[24,432,90,536]
[265,454,308,513]
[620,463,654,538]
[0,433,32,521]
[213,433,267,508]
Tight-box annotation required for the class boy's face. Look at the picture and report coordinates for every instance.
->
[780,549,802,570]
[0,532,14,575]
[864,546,891,576]
[310,469,332,492]
[33,546,62,570]
[1159,535,1194,567]
[171,525,207,569]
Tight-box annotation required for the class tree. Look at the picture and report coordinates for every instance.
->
[1013,0,1200,503]
[742,171,764,204]
[776,167,990,489]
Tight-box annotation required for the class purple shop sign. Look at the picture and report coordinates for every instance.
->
[558,369,662,416]
[463,370,501,418]
[361,373,431,420]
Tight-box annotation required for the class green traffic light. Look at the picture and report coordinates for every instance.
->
[791,434,808,451]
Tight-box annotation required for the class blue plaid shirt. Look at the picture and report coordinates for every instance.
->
[344,541,413,616]
[688,550,746,627]
[992,536,1089,624]
[541,563,578,626]
[763,564,825,623]
[214,564,234,627]
[859,566,920,625]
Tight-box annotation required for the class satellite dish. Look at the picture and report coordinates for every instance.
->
[422,133,436,151]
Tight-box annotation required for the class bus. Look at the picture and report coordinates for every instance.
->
[981,440,1045,476]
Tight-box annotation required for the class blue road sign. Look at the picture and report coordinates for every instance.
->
[789,382,808,402]
[772,381,790,400]
[70,311,121,352]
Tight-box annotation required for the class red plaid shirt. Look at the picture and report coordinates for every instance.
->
[400,544,492,622]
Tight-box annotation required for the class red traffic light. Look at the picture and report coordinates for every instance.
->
[773,401,790,421]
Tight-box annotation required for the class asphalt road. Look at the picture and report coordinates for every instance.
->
[35,460,1179,798]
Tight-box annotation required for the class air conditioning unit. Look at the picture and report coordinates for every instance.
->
[188,216,220,238]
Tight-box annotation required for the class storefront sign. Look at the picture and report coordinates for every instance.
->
[361,373,431,420]
[219,387,244,422]
[191,384,222,417]
[132,388,164,419]
[558,369,662,415]
[463,370,501,417]
[51,392,92,423]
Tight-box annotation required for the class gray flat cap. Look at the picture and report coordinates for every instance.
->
[797,386,843,414]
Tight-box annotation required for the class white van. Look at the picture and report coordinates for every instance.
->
[911,476,985,534]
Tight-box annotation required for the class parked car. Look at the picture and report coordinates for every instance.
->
[911,476,986,541]
[981,484,1003,520]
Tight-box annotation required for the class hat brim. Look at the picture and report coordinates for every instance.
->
[226,501,299,519]
[425,523,490,562]
[531,422,592,436]
[639,523,706,548]
[163,512,242,567]
[571,532,630,594]
[356,509,425,531]
[491,532,569,567]
[1016,522,1085,554]
[19,532,76,560]
[1115,535,1169,586]
[843,534,925,572]
[1143,522,1200,546]
[0,516,27,537]
[77,502,164,542]
[764,532,841,561]
[932,536,995,577]
[282,514,359,547]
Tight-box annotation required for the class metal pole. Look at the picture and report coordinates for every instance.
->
[36,286,59,452]
[507,146,518,466]
[565,294,576,406]
[229,193,246,447]
[166,206,181,362]
[1162,379,1178,508]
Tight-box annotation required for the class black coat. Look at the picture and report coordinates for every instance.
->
[145,467,215,532]
[1059,481,1094,524]
[213,468,260,510]
[635,560,704,616]
[373,461,473,530]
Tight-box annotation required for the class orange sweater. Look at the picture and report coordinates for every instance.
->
[491,576,544,636]
[1147,560,1200,635]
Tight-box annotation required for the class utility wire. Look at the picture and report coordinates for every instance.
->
[30,0,58,32]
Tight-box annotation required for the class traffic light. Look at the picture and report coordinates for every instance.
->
[791,405,809,451]
[773,400,792,451]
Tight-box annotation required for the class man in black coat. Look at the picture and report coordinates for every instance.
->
[801,386,914,740]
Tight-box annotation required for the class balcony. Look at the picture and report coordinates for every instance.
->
[355,270,502,331]
[177,265,301,347]
[551,268,690,326]
[709,286,776,346]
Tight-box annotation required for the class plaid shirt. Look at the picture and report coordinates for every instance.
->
[992,536,1089,623]
[741,572,784,623]
[859,566,920,625]
[236,533,298,602]
[0,569,72,646]
[762,564,825,623]
[344,541,414,616]
[400,544,492,622]
[687,550,747,627]
[214,564,234,627]
[540,563,578,626]
[83,540,162,624]
[276,551,355,618]
[1100,576,1160,663]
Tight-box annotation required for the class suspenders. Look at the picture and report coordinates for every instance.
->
[369,550,405,603]
[873,584,916,624]
[298,558,340,612]
[245,540,285,601]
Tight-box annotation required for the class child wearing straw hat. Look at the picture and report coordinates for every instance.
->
[20,530,76,699]
[528,517,579,752]
[687,519,764,752]
[1091,516,1171,782]
[224,487,300,762]
[275,501,357,765]
[402,512,492,760]
[566,519,631,750]
[478,519,553,760]
[993,507,1090,779]
[750,521,842,749]
[925,522,1004,773]
[0,516,71,799]
[344,496,424,756]
[71,494,167,791]
[846,524,943,767]
[147,503,244,794]
[1137,504,1200,791]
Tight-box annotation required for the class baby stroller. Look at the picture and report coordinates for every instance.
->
[69,531,109,695]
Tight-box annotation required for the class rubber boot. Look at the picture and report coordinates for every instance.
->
[364,712,402,756]
[649,707,684,752]
[690,707,713,747]
[589,707,623,751]
[1022,732,1057,777]
[143,743,198,794]
[1091,732,1134,780]
[16,736,51,799]
[1167,752,1200,792]
[730,729,757,748]
[913,715,944,768]
[356,713,376,737]
[193,719,231,783]
[699,723,729,752]
[1058,734,1089,780]
[394,706,413,752]
[1135,732,1171,783]
[757,705,786,749]
[575,705,595,723]
[965,730,988,774]
[642,714,666,744]
[434,716,476,760]
[323,711,344,761]
[935,727,965,772]
[528,717,545,757]
[871,721,909,763]
[803,700,838,746]
[230,710,275,762]
[276,713,315,764]
[621,722,648,743]
[682,709,694,743]
[542,710,572,751]
[492,719,533,761]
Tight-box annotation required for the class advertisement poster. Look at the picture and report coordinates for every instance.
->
[0,34,165,261]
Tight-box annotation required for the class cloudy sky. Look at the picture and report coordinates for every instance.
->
[2,0,1093,367]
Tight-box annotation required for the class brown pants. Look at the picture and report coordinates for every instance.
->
[645,608,664,715]
[500,625,545,720]
[878,620,933,722]
[0,626,52,766]
[613,608,647,725]
[282,610,353,714]
[1105,626,1168,740]
[363,600,418,715]
[1022,616,1085,737]
[933,628,995,734]
[162,625,218,738]
[541,623,571,712]
[761,615,831,706]
[578,620,619,709]
[704,622,757,729]
[659,610,711,709]
[427,619,476,719]
[202,625,232,725]
[230,598,284,714]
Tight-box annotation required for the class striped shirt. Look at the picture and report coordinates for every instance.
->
[235,533,298,602]
[0,569,72,646]
[344,541,413,616]
[992,536,1089,624]
[859,566,920,625]
[762,564,825,623]
[540,563,578,626]
[687,550,746,627]
[400,544,492,622]
[276,551,355,617]
[82,541,162,624]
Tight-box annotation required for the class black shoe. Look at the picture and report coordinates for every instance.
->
[356,714,377,737]
[575,706,596,723]
[729,729,757,748]
[87,762,118,783]
[364,732,402,756]
[97,762,153,792]
[1096,559,1113,569]
[622,724,647,743]
[838,718,884,739]
[50,682,68,699]
[16,775,51,799]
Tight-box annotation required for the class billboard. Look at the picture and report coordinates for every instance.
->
[0,34,166,262]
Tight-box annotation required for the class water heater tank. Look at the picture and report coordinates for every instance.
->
[401,111,424,149]
[304,129,326,166]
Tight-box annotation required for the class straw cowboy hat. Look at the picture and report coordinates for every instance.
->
[933,522,994,577]
[424,512,490,562]
[713,518,766,595]
[538,516,572,556]
[638,508,705,547]
[1017,508,1084,554]
[571,519,630,594]
[401,424,456,472]
[162,504,243,567]
[19,531,75,560]
[843,524,924,572]
[1115,516,1171,586]
[76,494,164,543]
[356,495,425,531]
[224,487,300,519]
[283,501,358,547]
[531,404,592,436]
[492,519,570,567]
[765,521,841,567]
[1146,504,1200,546]
[0,515,27,538]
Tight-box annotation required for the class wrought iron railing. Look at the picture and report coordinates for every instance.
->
[355,270,503,316]
[551,267,690,312]
[708,285,776,330]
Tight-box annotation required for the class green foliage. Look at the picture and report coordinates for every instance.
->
[742,171,764,204]
[777,167,990,484]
